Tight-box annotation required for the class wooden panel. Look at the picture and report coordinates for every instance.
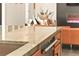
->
[54,44,61,56]
[56,31,61,40]
[32,49,42,56]
[53,40,61,56]
[61,28,71,44]
[71,28,79,45]
[54,40,60,47]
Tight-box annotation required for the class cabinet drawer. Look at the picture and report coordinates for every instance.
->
[54,44,61,56]
[53,40,61,56]
[61,28,71,44]
[71,30,79,45]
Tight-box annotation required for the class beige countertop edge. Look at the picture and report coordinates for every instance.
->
[6,27,61,56]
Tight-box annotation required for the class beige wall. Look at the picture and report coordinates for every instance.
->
[5,3,25,32]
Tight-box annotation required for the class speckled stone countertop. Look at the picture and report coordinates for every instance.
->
[4,26,61,56]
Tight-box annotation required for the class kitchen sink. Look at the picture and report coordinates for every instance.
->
[0,41,28,56]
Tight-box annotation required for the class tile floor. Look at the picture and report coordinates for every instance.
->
[62,49,79,56]
[62,45,79,56]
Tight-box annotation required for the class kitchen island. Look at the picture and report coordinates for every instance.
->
[3,26,61,56]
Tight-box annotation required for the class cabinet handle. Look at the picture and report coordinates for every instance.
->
[44,40,57,52]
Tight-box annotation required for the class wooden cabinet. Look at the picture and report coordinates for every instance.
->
[56,31,61,40]
[54,44,61,56]
[71,29,79,45]
[53,40,61,56]
[54,31,61,56]
[32,49,42,56]
[33,40,61,56]
[32,40,61,56]
[61,28,71,44]
[32,31,62,56]
[61,27,79,45]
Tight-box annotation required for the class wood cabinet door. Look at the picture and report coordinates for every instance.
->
[71,29,79,45]
[32,49,42,56]
[56,31,61,40]
[61,28,71,44]
[53,40,61,56]
[54,44,61,56]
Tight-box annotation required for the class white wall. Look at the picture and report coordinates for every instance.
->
[28,3,34,19]
[25,3,29,23]
[5,3,25,32]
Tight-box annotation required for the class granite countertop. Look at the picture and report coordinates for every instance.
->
[4,26,61,56]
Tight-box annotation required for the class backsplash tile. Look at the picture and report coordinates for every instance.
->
[20,25,23,29]
[8,25,13,32]
[14,25,18,30]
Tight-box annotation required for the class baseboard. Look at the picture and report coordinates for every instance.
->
[62,44,71,49]
[72,45,79,50]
